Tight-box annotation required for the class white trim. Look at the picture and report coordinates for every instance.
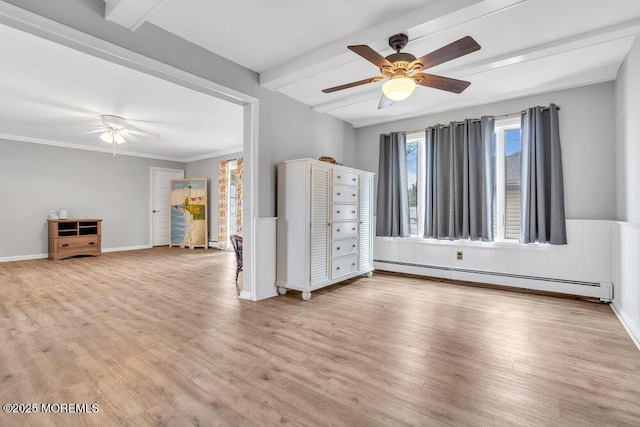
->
[0,253,48,263]
[611,301,640,352]
[0,1,261,301]
[239,290,252,300]
[102,245,153,253]
[182,147,243,163]
[0,133,243,164]
[0,133,186,162]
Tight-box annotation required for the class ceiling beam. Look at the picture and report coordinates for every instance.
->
[312,17,640,114]
[259,0,528,91]
[103,0,168,31]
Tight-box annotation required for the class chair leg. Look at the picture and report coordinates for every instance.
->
[235,268,239,282]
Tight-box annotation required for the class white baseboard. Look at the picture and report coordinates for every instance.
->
[611,301,640,352]
[0,253,48,263]
[255,288,278,301]
[238,290,252,300]
[102,245,152,253]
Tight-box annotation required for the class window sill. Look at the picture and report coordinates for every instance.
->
[375,236,557,250]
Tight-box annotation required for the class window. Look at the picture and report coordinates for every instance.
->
[227,159,238,239]
[494,119,522,241]
[406,137,419,236]
[405,120,522,242]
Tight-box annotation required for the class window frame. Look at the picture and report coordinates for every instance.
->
[405,132,423,237]
[494,117,521,242]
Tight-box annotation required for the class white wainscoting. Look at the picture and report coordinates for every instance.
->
[611,221,640,350]
[252,217,278,301]
[374,219,613,301]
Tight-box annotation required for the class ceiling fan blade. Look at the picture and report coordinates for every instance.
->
[378,95,393,109]
[348,45,393,69]
[123,128,157,138]
[409,36,480,71]
[322,76,383,93]
[412,73,471,94]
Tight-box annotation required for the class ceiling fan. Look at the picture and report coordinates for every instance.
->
[322,34,481,109]
[83,115,155,144]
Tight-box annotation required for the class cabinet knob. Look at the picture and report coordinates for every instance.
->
[337,192,341,196]
[351,227,356,231]
[89,242,95,246]
[352,244,356,248]
[352,178,356,182]
[61,243,69,247]
[352,263,356,266]
[337,247,340,250]
[352,193,356,197]
[337,175,341,179]
[337,211,341,214]
[336,266,340,270]
[351,211,356,214]
[337,229,340,232]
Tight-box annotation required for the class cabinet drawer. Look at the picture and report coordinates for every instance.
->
[332,185,358,203]
[57,236,100,253]
[331,204,358,221]
[331,238,357,258]
[331,221,358,239]
[331,255,358,279]
[333,170,359,187]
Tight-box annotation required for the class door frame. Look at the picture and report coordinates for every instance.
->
[149,167,185,247]
[0,3,260,301]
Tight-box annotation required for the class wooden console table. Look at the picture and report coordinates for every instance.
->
[48,219,102,260]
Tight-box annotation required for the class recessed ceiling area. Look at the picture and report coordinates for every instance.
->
[0,22,243,161]
[111,0,640,128]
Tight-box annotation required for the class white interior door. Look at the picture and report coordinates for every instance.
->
[151,168,184,246]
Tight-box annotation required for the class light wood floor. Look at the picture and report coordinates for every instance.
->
[1,248,639,426]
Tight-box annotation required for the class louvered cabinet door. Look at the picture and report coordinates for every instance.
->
[310,165,330,286]
[359,173,374,271]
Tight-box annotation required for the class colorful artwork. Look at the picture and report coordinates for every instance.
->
[170,178,207,248]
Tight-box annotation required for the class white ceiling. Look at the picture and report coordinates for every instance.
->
[0,23,243,161]
[135,0,640,128]
[3,0,640,160]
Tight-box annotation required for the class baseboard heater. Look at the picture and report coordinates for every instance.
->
[374,259,613,302]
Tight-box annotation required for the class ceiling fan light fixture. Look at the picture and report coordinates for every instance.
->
[113,133,126,144]
[382,77,416,101]
[100,131,114,144]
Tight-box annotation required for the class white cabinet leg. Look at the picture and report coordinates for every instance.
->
[277,286,287,295]
[366,271,373,278]
[301,291,311,301]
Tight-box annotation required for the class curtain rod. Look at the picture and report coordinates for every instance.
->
[402,104,560,134]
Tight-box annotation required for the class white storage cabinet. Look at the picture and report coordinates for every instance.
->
[276,158,374,300]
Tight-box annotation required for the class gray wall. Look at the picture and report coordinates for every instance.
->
[355,82,617,220]
[185,151,243,241]
[4,0,356,221]
[0,139,184,257]
[616,37,640,224]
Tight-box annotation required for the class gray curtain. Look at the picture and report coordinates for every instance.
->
[376,132,410,237]
[424,116,494,240]
[521,104,567,244]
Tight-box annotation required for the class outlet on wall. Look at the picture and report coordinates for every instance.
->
[456,251,463,260]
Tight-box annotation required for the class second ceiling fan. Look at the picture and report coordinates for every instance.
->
[322,34,481,109]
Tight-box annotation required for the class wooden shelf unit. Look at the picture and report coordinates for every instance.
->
[48,219,102,260]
